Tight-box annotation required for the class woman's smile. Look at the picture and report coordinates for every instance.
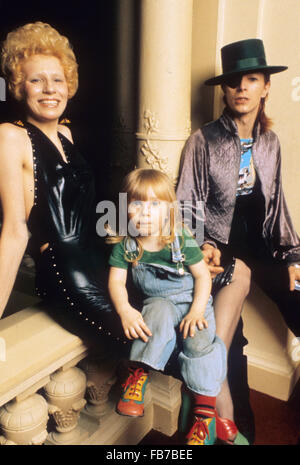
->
[38,98,60,107]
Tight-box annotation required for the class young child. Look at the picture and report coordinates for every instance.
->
[108,168,242,445]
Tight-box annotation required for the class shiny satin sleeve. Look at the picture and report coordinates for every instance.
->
[176,130,210,247]
[267,143,300,265]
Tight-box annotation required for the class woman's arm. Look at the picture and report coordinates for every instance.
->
[0,124,29,318]
[179,259,212,339]
[108,266,152,342]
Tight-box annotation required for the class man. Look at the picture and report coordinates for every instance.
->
[177,38,300,444]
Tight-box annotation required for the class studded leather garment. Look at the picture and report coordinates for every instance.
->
[19,121,126,345]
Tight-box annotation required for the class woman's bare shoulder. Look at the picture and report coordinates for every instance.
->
[0,123,30,160]
[0,122,28,143]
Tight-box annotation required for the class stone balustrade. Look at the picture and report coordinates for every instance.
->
[0,304,182,445]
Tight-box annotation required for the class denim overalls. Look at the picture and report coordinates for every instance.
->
[125,236,227,397]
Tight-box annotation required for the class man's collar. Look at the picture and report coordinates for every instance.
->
[219,108,261,141]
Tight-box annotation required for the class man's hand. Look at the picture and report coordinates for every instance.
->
[288,264,300,291]
[201,243,224,279]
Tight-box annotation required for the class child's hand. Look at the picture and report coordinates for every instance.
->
[120,306,152,342]
[179,310,208,339]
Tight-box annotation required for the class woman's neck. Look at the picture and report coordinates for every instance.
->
[26,116,59,139]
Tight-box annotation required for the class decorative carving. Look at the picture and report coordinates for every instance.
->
[44,367,87,445]
[85,378,116,417]
[79,356,117,419]
[29,429,49,445]
[140,110,173,180]
[48,399,86,433]
[143,109,159,134]
[0,394,48,445]
[185,117,192,135]
[140,140,169,173]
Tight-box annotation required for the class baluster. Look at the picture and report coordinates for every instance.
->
[80,355,118,421]
[43,366,87,445]
[0,393,48,445]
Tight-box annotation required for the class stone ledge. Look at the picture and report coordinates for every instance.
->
[0,304,183,445]
[0,305,88,407]
[243,282,300,400]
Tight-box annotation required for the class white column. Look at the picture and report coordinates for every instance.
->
[136,0,193,184]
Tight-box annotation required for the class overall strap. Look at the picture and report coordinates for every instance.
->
[171,235,185,275]
[123,236,140,263]
[123,234,186,274]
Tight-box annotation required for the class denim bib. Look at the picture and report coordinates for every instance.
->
[124,236,194,304]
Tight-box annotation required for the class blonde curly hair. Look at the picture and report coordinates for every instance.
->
[1,22,78,101]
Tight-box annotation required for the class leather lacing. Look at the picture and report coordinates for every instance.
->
[122,368,147,397]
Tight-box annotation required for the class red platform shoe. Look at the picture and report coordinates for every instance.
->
[216,414,249,445]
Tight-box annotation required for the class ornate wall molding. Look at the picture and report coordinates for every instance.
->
[138,110,172,178]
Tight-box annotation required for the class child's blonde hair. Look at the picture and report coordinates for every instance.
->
[107,168,179,260]
[1,22,78,101]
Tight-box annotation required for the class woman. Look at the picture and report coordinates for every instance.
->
[0,22,125,350]
[176,39,300,443]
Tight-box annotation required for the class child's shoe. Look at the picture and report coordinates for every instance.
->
[116,367,149,417]
[216,414,249,445]
[186,416,216,445]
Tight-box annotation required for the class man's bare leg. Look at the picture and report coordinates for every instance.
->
[214,258,251,420]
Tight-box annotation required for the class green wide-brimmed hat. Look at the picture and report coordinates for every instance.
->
[205,38,287,86]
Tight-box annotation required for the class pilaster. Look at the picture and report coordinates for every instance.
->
[136,0,193,184]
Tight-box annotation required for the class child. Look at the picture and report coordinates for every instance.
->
[108,168,242,445]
